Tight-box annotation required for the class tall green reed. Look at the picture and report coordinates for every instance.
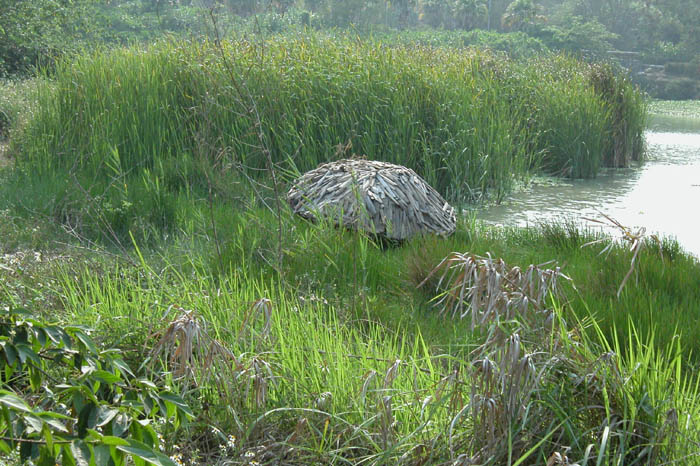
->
[7,34,647,244]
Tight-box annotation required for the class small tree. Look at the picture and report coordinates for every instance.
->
[453,0,488,30]
[501,0,545,33]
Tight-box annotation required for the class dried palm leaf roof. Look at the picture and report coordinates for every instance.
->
[287,159,456,240]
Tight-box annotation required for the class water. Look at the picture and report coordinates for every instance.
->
[476,113,700,258]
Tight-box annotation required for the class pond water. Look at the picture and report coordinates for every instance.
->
[475,110,700,259]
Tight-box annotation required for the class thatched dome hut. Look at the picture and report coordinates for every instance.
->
[287,159,456,240]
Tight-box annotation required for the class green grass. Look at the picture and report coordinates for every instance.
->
[2,211,698,464]
[1,33,694,465]
[649,100,700,119]
[0,78,40,168]
[648,99,700,132]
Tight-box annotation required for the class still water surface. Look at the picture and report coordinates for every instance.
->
[476,115,700,258]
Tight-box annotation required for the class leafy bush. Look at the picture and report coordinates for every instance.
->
[535,16,618,55]
[375,29,549,59]
[0,308,192,464]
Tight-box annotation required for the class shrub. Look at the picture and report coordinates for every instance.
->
[0,307,192,464]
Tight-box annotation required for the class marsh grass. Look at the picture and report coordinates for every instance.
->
[3,35,646,247]
[0,78,40,141]
[1,188,700,463]
[582,212,663,297]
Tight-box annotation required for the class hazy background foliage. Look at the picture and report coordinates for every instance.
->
[1,0,698,77]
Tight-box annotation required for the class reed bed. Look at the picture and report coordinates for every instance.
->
[5,34,646,246]
[4,35,689,463]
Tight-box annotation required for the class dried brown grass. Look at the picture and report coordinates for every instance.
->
[150,305,241,381]
[149,299,275,408]
[419,252,570,329]
[582,212,663,297]
[416,250,687,464]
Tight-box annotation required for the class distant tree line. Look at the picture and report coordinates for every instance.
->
[1,0,698,77]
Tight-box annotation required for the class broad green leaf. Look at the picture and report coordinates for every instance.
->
[77,403,97,436]
[36,410,73,420]
[115,439,177,466]
[42,423,54,453]
[0,439,12,454]
[37,445,57,466]
[72,330,98,355]
[41,415,70,433]
[44,326,63,344]
[155,397,168,419]
[139,422,159,448]
[56,384,77,390]
[15,343,41,365]
[86,428,104,441]
[3,343,17,366]
[112,359,134,378]
[3,364,13,382]
[137,379,158,389]
[96,435,129,447]
[29,367,42,391]
[93,444,114,466]
[78,383,100,405]
[35,327,47,347]
[92,369,122,384]
[62,331,73,349]
[110,445,125,466]
[95,406,120,428]
[0,392,32,413]
[70,440,91,466]
[142,395,154,415]
[24,414,44,434]
[158,392,192,417]
[62,444,78,466]
[112,413,130,437]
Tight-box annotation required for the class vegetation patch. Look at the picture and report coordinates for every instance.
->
[3,35,645,247]
[649,100,700,120]
[0,14,698,464]
[2,216,699,463]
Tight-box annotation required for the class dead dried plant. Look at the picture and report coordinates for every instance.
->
[455,331,539,461]
[149,300,280,417]
[243,356,274,408]
[418,253,614,463]
[547,450,579,466]
[149,305,240,384]
[582,211,663,297]
[419,252,570,329]
[238,298,273,341]
[357,359,404,450]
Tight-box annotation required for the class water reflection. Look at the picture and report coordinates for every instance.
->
[475,124,700,258]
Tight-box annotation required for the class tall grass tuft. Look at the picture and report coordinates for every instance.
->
[588,62,647,167]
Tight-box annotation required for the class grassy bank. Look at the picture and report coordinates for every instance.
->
[648,99,700,132]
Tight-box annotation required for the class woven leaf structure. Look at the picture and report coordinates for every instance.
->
[287,159,457,240]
